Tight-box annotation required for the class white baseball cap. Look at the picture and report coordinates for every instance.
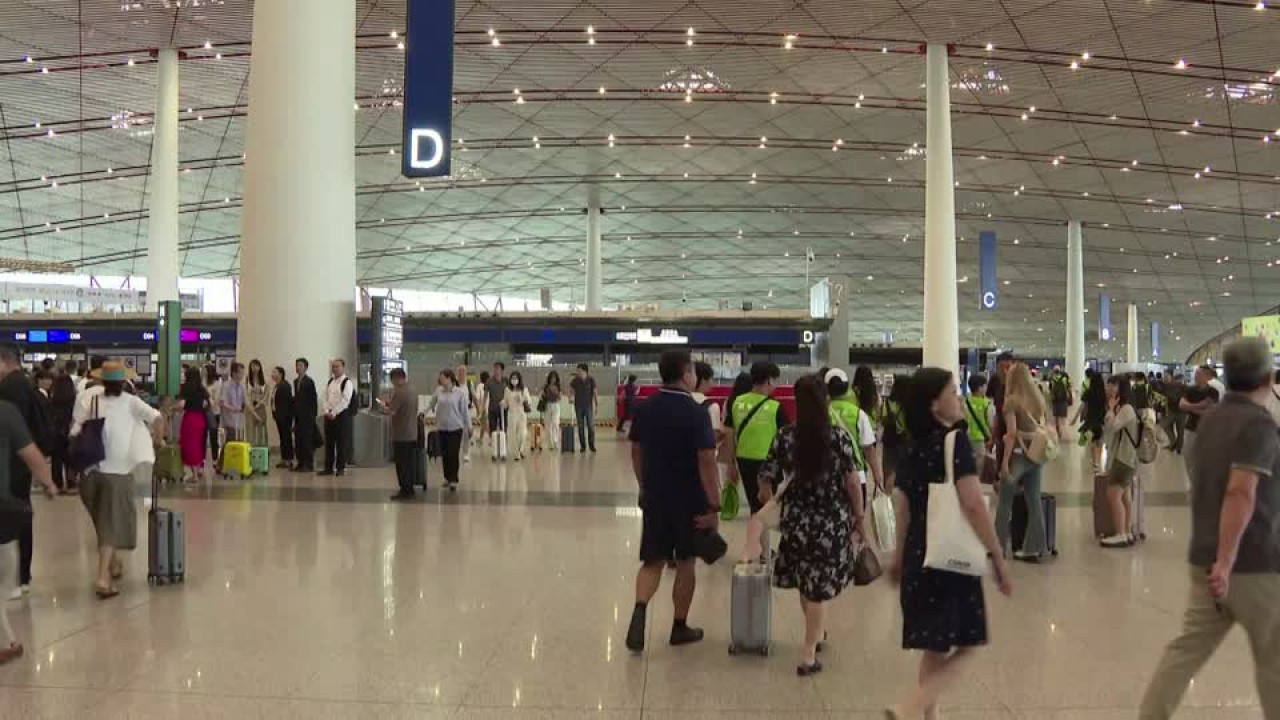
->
[824,368,849,384]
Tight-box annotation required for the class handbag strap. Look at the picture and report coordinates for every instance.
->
[944,429,958,486]
[734,396,773,440]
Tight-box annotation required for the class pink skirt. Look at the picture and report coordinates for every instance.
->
[180,410,208,468]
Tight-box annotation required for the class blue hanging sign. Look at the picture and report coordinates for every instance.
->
[979,231,997,310]
[402,0,456,178]
[1098,293,1112,341]
[1151,321,1160,358]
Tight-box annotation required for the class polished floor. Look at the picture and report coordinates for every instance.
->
[1,427,1268,719]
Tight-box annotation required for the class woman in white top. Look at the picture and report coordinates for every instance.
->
[503,371,531,460]
[70,361,163,599]
[203,364,222,462]
[1100,375,1140,548]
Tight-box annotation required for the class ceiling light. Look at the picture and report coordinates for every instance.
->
[1070,61,1079,70]
[204,40,213,49]
[769,92,779,104]
[24,56,32,63]
[394,44,402,52]
[1192,119,1201,127]
[127,58,135,66]
[41,67,49,74]
[1082,51,1091,60]
[1257,1,1266,9]
[1175,59,1187,69]
[598,86,606,94]
[491,37,501,47]
[1020,112,1028,121]
[985,42,994,51]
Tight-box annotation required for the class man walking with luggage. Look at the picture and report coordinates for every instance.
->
[625,350,720,653]
[725,362,789,514]
[1139,338,1280,719]
[568,364,598,452]
[320,359,354,477]
[380,368,419,501]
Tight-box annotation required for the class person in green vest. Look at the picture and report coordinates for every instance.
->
[1049,366,1073,439]
[964,374,996,478]
[725,361,789,514]
[825,368,884,498]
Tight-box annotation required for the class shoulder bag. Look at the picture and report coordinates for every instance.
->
[1020,411,1060,465]
[0,453,31,544]
[68,395,107,472]
[923,430,989,577]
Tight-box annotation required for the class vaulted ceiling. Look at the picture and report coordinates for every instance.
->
[2,0,1279,361]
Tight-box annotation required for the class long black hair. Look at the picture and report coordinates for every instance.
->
[904,367,955,441]
[792,375,833,486]
[1107,374,1133,406]
[727,371,752,407]
[853,366,879,412]
[545,370,561,390]
[248,359,267,388]
[1083,372,1107,420]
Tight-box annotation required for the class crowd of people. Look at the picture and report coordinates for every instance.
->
[622,342,1280,719]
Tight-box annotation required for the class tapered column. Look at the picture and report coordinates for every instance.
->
[237,0,357,374]
[1065,221,1085,385]
[922,43,959,376]
[828,277,851,368]
[145,47,180,310]
[586,187,602,311]
[1127,303,1140,364]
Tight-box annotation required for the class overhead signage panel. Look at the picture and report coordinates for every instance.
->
[979,231,997,310]
[402,0,456,178]
[1098,293,1112,342]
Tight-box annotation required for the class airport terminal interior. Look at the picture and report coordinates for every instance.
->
[1,0,1280,718]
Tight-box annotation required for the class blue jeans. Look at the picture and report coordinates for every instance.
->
[576,408,596,450]
[995,453,1047,557]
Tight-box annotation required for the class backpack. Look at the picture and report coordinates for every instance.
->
[1126,415,1159,464]
[1021,412,1060,465]
[336,377,359,418]
[1050,377,1069,403]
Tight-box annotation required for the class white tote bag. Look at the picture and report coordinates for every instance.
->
[870,485,896,555]
[923,430,989,577]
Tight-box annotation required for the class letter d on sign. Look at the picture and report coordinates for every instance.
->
[401,0,456,178]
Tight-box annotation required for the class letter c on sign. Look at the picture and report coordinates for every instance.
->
[982,291,996,309]
[409,128,445,170]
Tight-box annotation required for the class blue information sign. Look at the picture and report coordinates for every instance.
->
[402,0,456,178]
[1151,321,1160,358]
[979,231,997,310]
[1098,293,1112,342]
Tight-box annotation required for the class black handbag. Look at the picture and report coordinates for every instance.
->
[690,528,728,565]
[68,396,106,472]
[0,473,31,545]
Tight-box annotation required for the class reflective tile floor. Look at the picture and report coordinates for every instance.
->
[1,431,1268,719]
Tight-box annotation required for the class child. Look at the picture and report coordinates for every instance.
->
[963,374,995,477]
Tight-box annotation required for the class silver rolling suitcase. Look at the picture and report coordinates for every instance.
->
[728,561,772,656]
[147,471,186,586]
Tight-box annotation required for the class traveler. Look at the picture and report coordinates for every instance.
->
[203,364,222,463]
[1132,372,1153,414]
[1074,373,1108,473]
[70,361,164,599]
[1049,366,1072,438]
[1179,365,1221,487]
[484,363,507,452]
[852,366,881,416]
[292,358,318,472]
[50,360,78,494]
[879,375,911,492]
[245,359,269,448]
[0,345,48,600]
[72,360,88,393]
[994,363,1050,562]
[320,359,354,477]
[1161,373,1187,452]
[504,371,531,460]
[619,374,638,433]
[827,368,885,495]
[475,370,491,448]
[455,363,474,462]
[220,362,247,447]
[176,366,210,483]
[270,366,294,469]
[624,350,720,653]
[430,369,470,490]
[689,362,723,433]
[884,367,1011,720]
[726,362,789,513]
[963,374,995,477]
[0,399,57,661]
[759,374,865,676]
[380,368,420,501]
[1138,338,1280,719]
[540,371,563,451]
[1100,375,1139,548]
[569,363,598,452]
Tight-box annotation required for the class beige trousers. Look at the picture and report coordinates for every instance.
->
[1139,566,1280,719]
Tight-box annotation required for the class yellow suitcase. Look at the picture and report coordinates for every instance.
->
[221,441,252,479]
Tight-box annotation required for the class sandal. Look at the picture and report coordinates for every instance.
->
[94,586,120,600]
[0,642,24,664]
[796,660,823,677]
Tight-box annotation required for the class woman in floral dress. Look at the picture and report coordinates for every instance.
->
[758,374,865,677]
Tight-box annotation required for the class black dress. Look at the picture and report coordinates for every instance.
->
[898,426,988,652]
[758,425,858,602]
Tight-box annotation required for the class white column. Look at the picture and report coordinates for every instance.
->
[827,277,851,368]
[237,0,356,375]
[145,47,180,311]
[1127,303,1140,364]
[922,43,959,377]
[1065,221,1085,386]
[585,187,602,312]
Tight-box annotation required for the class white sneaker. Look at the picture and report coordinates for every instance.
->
[1100,534,1130,548]
[7,585,28,601]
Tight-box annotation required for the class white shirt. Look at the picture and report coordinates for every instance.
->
[843,409,878,486]
[691,392,723,431]
[74,376,88,393]
[324,374,354,416]
[70,391,161,475]
[1209,378,1226,398]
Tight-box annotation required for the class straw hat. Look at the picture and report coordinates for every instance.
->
[89,360,137,382]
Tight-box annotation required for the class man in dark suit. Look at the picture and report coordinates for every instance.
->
[292,357,318,472]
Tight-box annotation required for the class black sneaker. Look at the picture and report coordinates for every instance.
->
[318,470,335,477]
[625,606,647,652]
[669,624,704,646]
[390,492,414,502]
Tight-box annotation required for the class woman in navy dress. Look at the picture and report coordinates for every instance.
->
[884,367,1012,720]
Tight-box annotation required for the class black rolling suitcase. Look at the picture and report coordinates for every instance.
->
[415,417,428,489]
[1012,492,1058,556]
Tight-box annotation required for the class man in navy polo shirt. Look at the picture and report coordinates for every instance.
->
[625,350,720,653]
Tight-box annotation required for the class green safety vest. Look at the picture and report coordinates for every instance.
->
[964,395,993,445]
[829,396,868,471]
[732,391,782,461]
